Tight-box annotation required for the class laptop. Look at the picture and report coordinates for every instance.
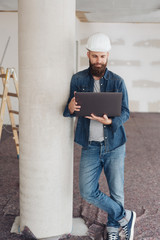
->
[75,92,122,117]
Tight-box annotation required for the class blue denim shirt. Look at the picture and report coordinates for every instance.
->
[63,68,130,151]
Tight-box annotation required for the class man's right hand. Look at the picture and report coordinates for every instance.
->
[68,96,81,114]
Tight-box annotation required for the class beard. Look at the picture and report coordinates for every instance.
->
[89,60,107,78]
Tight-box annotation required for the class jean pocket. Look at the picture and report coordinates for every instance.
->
[82,145,90,150]
[110,144,126,155]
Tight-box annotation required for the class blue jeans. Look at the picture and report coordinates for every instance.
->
[79,141,126,229]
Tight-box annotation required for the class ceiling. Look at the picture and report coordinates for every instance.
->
[0,0,160,23]
[76,0,160,23]
[0,0,17,12]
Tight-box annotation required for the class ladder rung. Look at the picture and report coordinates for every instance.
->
[0,74,6,78]
[8,92,18,97]
[16,144,19,146]
[0,74,14,78]
[9,110,19,115]
[12,127,19,131]
[0,93,18,98]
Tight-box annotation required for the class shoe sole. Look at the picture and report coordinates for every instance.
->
[129,211,136,240]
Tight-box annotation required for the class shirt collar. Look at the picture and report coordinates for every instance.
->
[103,68,108,80]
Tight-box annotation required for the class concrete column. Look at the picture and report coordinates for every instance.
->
[18,1,75,238]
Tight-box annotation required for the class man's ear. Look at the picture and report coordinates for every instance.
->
[107,52,109,57]
[87,51,90,58]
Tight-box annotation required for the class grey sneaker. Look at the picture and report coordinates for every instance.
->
[122,211,136,240]
[107,232,120,240]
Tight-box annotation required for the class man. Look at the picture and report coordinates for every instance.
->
[63,33,136,240]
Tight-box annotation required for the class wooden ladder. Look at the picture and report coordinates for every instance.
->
[0,67,19,158]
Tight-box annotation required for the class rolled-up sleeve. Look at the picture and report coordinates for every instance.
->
[111,79,130,132]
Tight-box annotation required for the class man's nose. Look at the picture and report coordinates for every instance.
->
[97,57,101,63]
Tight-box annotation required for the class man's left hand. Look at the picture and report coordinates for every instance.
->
[85,114,112,125]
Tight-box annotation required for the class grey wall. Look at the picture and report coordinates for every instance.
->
[76,20,160,112]
[1,13,160,121]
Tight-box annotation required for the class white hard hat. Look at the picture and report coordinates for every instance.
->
[86,33,111,52]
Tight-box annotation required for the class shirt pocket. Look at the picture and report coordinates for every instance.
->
[76,86,90,92]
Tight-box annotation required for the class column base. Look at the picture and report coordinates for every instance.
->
[11,216,88,239]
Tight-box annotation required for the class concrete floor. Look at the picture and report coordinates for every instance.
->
[0,113,160,240]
